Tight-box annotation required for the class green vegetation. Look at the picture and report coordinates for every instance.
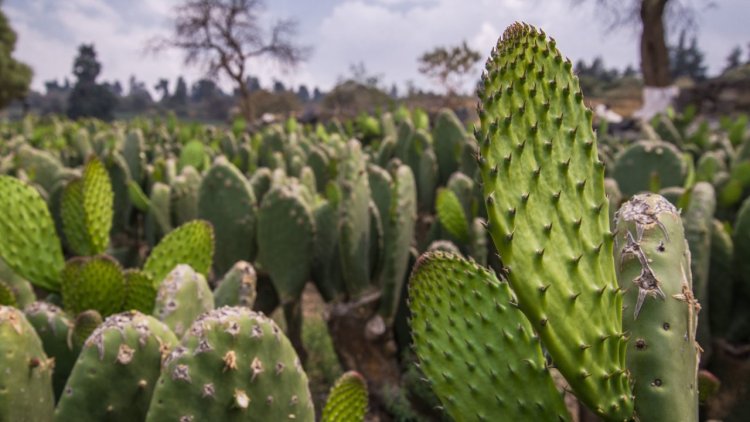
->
[0,19,749,422]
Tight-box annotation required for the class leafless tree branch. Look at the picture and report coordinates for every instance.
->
[146,0,311,120]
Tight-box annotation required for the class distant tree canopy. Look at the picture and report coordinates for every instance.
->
[149,0,310,121]
[0,5,32,109]
[418,41,480,96]
[67,44,116,120]
[669,30,707,81]
[723,45,746,74]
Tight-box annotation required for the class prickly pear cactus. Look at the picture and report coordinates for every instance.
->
[198,157,258,276]
[61,255,126,317]
[143,220,215,288]
[476,23,633,419]
[0,306,55,422]
[708,220,734,337]
[0,280,15,306]
[409,252,571,421]
[146,182,173,243]
[145,307,314,421]
[682,182,715,352]
[338,140,372,298]
[15,144,63,193]
[213,261,257,308]
[55,312,178,422]
[24,302,77,400]
[123,269,157,314]
[614,194,700,422]
[433,108,467,185]
[257,182,314,303]
[153,264,214,338]
[70,309,103,349]
[613,141,686,196]
[435,188,469,243]
[60,157,114,256]
[171,166,202,226]
[378,163,417,322]
[321,371,369,422]
[0,176,65,291]
[0,259,36,308]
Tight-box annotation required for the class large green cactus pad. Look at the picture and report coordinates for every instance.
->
[146,307,314,421]
[143,220,215,287]
[0,176,65,291]
[476,23,632,419]
[409,252,570,421]
[55,312,178,422]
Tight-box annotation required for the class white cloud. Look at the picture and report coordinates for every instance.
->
[5,0,747,97]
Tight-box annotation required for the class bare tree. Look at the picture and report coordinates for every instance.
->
[418,41,481,97]
[148,0,310,121]
[576,0,713,117]
[578,0,713,86]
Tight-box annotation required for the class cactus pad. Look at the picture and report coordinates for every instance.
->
[0,306,55,421]
[146,307,314,421]
[153,264,214,338]
[198,157,258,276]
[213,261,257,309]
[61,255,126,317]
[257,183,314,303]
[143,220,215,287]
[321,371,369,422]
[409,252,570,421]
[476,23,632,419]
[0,176,65,291]
[614,194,700,421]
[55,312,178,422]
[24,301,77,401]
[123,269,157,314]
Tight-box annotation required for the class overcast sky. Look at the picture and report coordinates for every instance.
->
[5,0,749,96]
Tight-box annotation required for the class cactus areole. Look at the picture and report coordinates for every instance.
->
[477,23,634,420]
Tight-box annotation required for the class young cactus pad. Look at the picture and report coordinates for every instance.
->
[476,23,633,419]
[408,252,571,421]
[55,311,178,422]
[614,194,700,421]
[321,371,369,422]
[61,157,114,256]
[145,307,314,421]
[143,220,215,287]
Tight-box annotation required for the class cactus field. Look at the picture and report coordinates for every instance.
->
[2,22,750,422]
